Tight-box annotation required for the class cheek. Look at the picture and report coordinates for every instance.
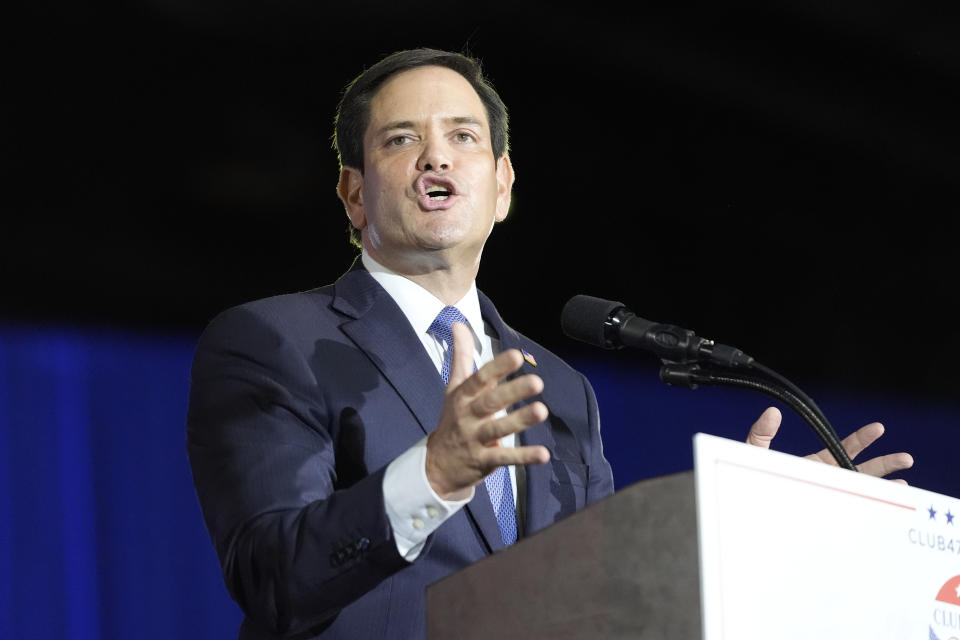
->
[362,178,391,215]
[362,183,409,235]
[369,167,414,205]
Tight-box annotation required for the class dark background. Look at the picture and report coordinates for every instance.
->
[8,1,960,401]
[3,4,959,637]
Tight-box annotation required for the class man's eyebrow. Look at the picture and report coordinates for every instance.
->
[373,120,414,138]
[373,121,416,138]
[446,116,484,128]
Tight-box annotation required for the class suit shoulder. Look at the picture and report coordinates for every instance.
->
[510,329,587,383]
[198,285,339,347]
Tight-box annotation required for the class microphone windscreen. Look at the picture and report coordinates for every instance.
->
[560,295,624,348]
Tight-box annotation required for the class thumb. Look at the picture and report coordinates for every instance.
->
[746,406,782,449]
[446,322,476,389]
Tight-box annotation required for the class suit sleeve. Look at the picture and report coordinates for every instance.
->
[186,305,410,636]
[581,373,616,504]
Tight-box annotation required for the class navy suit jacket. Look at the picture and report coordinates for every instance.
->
[186,263,614,639]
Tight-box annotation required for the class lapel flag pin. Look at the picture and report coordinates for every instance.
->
[522,349,538,367]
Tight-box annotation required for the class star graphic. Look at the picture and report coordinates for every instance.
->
[928,505,937,520]
[947,510,955,525]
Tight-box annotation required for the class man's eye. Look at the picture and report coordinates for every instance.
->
[455,133,473,143]
[390,135,410,146]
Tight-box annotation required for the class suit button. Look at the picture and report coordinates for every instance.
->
[357,537,370,550]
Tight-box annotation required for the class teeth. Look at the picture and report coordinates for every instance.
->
[425,185,451,200]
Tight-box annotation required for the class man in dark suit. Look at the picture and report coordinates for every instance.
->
[186,48,912,640]
[187,48,613,639]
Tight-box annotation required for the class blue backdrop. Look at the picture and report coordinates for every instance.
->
[1,323,955,639]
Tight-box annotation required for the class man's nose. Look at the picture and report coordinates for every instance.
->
[416,138,451,172]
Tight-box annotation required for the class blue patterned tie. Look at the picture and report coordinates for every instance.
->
[429,306,518,546]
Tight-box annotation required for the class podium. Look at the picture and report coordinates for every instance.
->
[427,434,960,640]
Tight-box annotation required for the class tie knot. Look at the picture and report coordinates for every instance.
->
[429,306,469,344]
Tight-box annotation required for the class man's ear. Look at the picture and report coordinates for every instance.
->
[337,166,366,230]
[494,155,515,223]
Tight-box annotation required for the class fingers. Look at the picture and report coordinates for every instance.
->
[479,444,551,468]
[856,452,914,478]
[745,406,782,449]
[448,322,526,394]
[447,322,479,388]
[469,373,544,418]
[837,422,885,461]
[447,322,542,424]
[827,422,914,478]
[805,421,914,481]
[475,400,548,443]
[427,329,550,497]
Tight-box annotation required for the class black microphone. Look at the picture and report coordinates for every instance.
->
[561,296,856,470]
[560,294,754,368]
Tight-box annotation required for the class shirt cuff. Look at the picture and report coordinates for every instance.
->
[383,437,474,560]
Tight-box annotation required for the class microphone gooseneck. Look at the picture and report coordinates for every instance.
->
[560,294,856,472]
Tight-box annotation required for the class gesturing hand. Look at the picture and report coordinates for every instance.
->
[746,407,914,482]
[425,322,551,500]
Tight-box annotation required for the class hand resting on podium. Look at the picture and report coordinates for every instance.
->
[745,406,914,482]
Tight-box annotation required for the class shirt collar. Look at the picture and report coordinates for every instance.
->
[362,251,485,352]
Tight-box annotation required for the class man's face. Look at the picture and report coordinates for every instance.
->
[338,65,514,274]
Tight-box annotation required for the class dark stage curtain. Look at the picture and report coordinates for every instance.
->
[1,323,953,639]
[0,324,241,639]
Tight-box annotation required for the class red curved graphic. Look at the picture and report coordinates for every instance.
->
[936,575,960,606]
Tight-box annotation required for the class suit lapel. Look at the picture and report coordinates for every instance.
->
[333,266,504,553]
[478,293,558,540]
[333,266,446,439]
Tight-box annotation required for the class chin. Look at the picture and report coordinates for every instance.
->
[417,225,471,249]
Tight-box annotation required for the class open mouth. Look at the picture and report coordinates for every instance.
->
[425,185,452,201]
[415,175,459,210]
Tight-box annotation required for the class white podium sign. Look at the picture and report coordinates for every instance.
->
[695,433,960,640]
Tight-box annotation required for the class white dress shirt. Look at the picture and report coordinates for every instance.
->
[362,252,517,560]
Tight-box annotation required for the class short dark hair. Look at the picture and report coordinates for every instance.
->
[333,48,510,172]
